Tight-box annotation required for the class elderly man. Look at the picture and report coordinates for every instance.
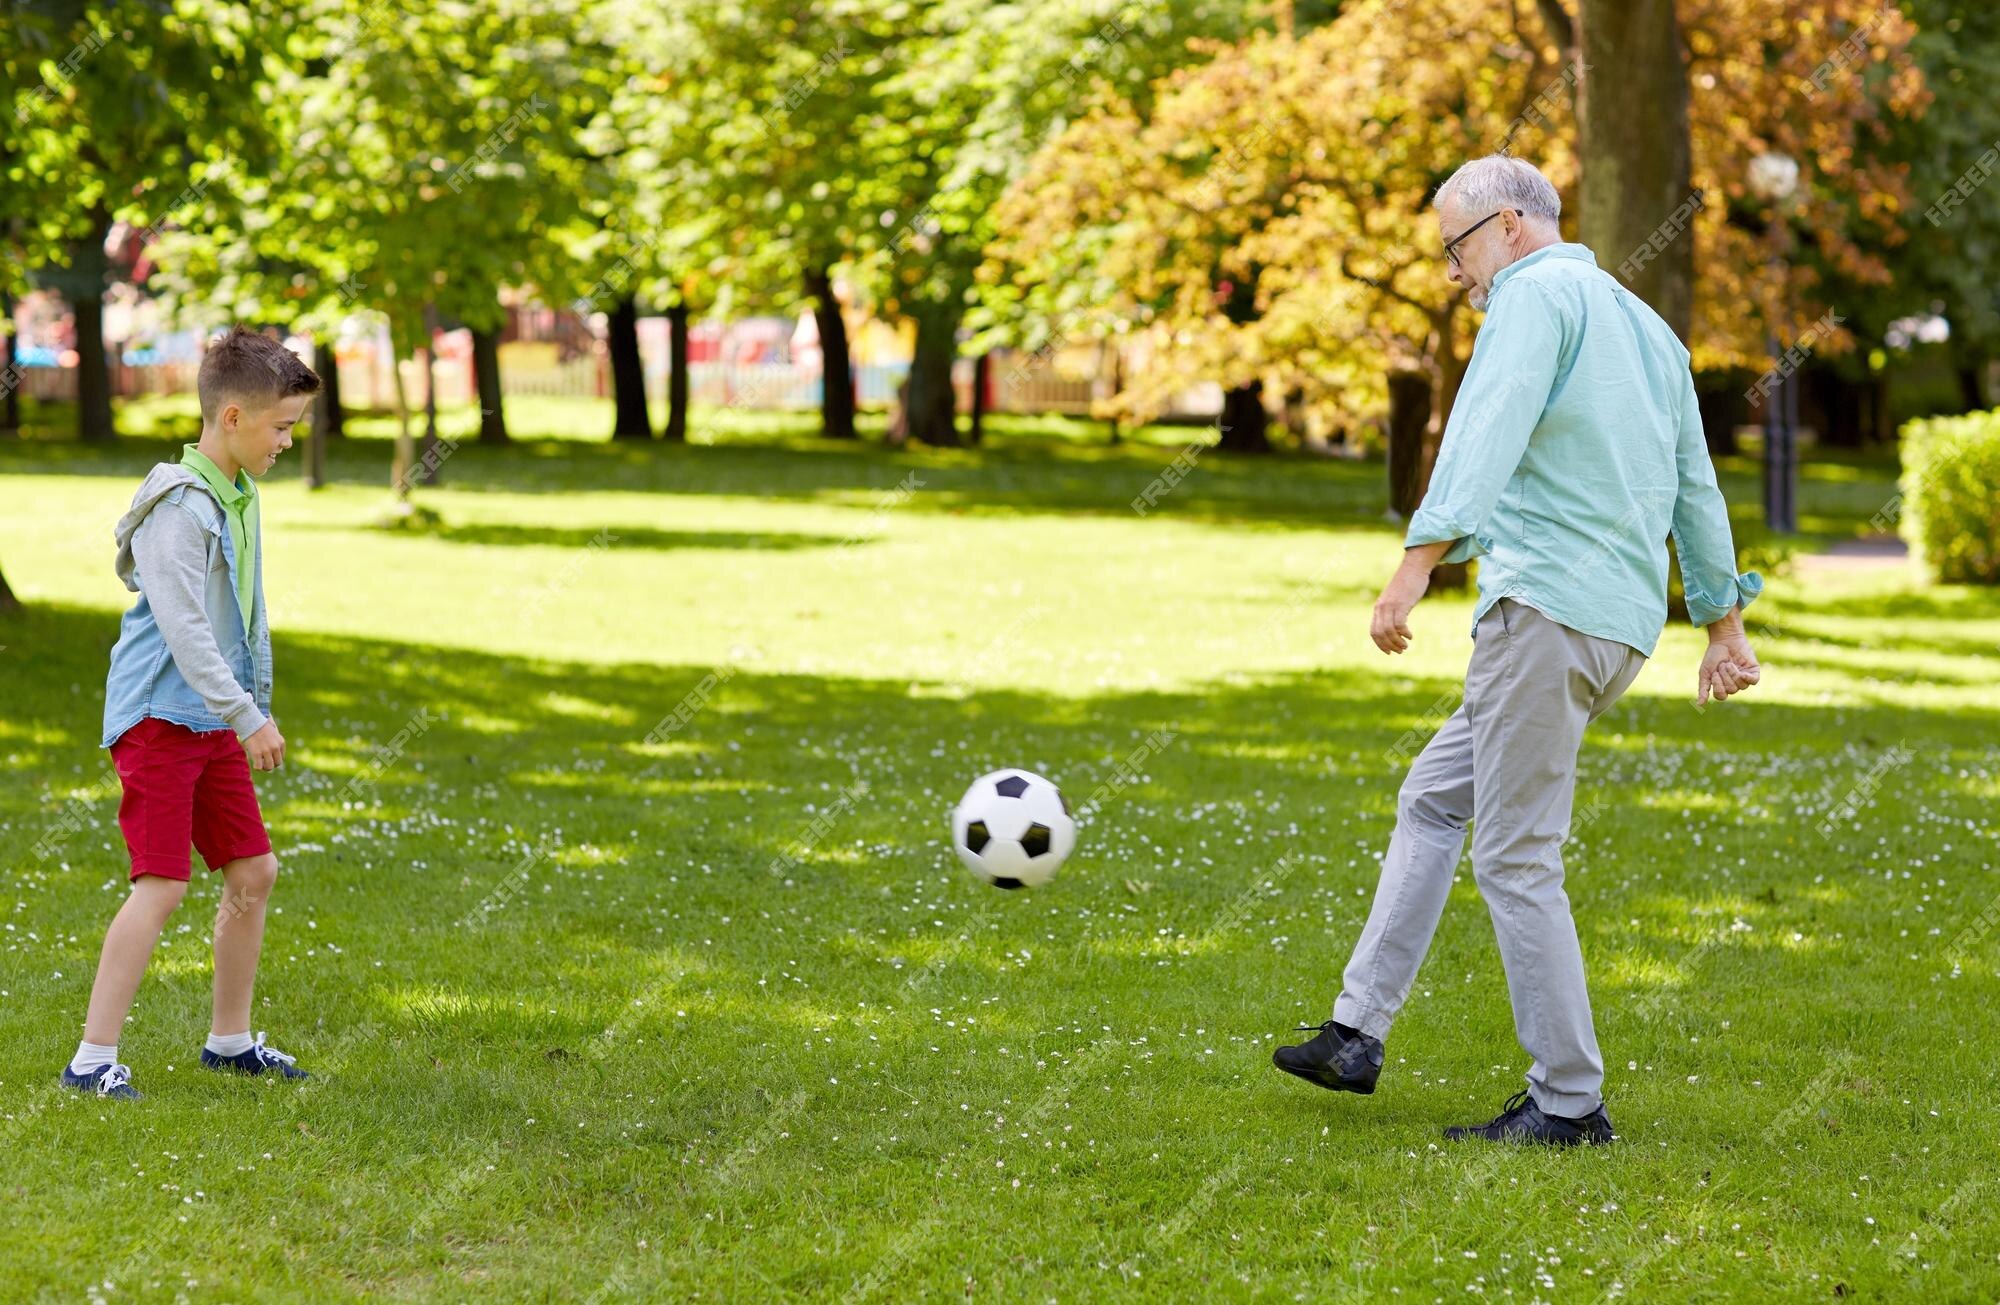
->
[1273,155,1764,1146]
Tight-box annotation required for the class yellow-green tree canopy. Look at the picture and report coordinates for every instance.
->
[994,0,1925,428]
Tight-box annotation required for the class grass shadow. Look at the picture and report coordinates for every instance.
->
[289,519,856,552]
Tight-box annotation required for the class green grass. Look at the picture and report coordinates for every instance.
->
[2,410,1997,1301]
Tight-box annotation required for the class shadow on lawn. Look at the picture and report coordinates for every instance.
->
[287,519,857,553]
[4,601,1991,1138]
[0,430,1440,533]
[11,600,1984,976]
[0,429,1903,550]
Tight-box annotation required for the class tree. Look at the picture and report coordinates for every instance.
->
[470,324,508,444]
[157,0,614,487]
[677,0,900,441]
[996,1,1559,472]
[873,0,1244,446]
[324,0,608,474]
[1,292,18,438]
[14,0,276,441]
[1002,0,1925,474]
[4,11,75,440]
[1519,0,1920,454]
[1566,1,1696,341]
[1828,0,2000,418]
[1678,0,1922,374]
[574,0,727,443]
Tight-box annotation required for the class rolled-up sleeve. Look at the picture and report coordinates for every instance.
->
[1668,371,1763,625]
[1404,280,1565,562]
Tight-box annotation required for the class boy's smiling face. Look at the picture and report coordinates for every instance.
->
[217,393,309,478]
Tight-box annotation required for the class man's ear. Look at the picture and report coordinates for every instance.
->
[221,402,241,433]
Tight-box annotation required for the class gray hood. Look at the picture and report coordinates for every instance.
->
[113,463,208,592]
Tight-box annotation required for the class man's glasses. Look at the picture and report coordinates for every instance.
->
[1443,209,1516,269]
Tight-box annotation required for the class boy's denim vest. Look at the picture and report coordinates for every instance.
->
[101,480,271,748]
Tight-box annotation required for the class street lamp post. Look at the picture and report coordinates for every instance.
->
[1748,151,1800,534]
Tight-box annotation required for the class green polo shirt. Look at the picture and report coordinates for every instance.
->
[181,444,259,636]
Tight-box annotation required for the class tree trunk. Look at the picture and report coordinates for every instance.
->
[71,224,116,442]
[315,332,344,439]
[807,265,856,440]
[1576,0,1694,342]
[1213,269,1272,452]
[1431,562,1471,593]
[0,558,18,612]
[1,290,18,437]
[1216,382,1271,452]
[1695,370,1743,456]
[1862,375,1892,444]
[1282,384,1311,443]
[472,325,508,445]
[969,352,990,445]
[663,302,689,443]
[1387,369,1431,517]
[905,303,961,446]
[886,376,911,444]
[1104,339,1123,445]
[607,296,651,439]
[1804,364,1865,448]
[304,408,326,489]
[1386,368,1469,591]
[417,305,443,486]
[389,330,414,504]
[305,346,328,490]
[1956,363,1987,413]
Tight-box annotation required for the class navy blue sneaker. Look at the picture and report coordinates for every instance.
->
[1443,1088,1616,1147]
[60,1062,142,1101]
[1273,1019,1385,1095]
[199,1032,309,1079]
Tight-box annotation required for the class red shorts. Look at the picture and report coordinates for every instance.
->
[110,717,272,881]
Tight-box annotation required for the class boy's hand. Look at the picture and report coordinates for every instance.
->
[245,720,286,770]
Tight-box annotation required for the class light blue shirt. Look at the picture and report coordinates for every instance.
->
[1405,242,1762,656]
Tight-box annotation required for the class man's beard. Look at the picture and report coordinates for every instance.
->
[1468,285,1488,312]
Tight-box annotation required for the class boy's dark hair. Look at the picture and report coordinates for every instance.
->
[197,326,321,422]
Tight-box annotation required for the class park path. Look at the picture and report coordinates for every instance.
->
[1791,534,1909,574]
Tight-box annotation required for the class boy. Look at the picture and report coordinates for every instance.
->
[63,327,320,1100]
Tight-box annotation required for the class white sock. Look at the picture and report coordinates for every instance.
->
[71,1040,119,1074]
[206,1031,255,1057]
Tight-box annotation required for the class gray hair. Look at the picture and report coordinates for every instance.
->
[1434,156,1562,223]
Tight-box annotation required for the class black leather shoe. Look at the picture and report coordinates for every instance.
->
[1442,1089,1616,1146]
[1272,1019,1384,1095]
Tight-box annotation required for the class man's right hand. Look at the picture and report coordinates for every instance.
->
[245,720,286,770]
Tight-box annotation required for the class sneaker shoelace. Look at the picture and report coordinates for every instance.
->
[1483,1088,1534,1128]
[247,1032,296,1069]
[97,1063,134,1096]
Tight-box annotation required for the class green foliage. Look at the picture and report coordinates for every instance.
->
[1851,0,2000,365]
[7,0,276,286]
[148,0,616,346]
[1898,408,2000,582]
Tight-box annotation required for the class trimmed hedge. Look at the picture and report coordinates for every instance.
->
[1894,411,2000,584]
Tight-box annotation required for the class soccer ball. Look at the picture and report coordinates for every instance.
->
[950,768,1075,889]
